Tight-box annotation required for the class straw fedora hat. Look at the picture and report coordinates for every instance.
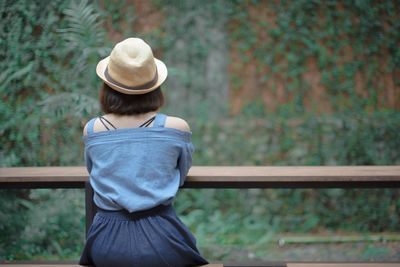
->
[96,38,168,95]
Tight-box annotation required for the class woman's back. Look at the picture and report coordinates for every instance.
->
[84,113,191,134]
[83,113,194,212]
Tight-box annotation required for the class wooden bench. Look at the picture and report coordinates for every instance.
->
[287,264,400,267]
[0,166,399,267]
[2,263,400,266]
[0,265,223,267]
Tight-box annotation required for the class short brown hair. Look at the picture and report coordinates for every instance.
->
[100,83,164,115]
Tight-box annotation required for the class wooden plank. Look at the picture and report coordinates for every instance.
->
[2,264,400,267]
[0,265,83,267]
[1,166,400,182]
[0,167,87,183]
[275,233,400,244]
[0,264,223,267]
[0,166,399,188]
[186,166,400,188]
[188,166,400,183]
[0,266,223,267]
[287,264,400,267]
[224,262,285,267]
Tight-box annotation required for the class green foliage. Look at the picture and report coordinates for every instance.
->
[191,111,400,166]
[0,0,105,260]
[101,0,135,35]
[0,190,30,260]
[0,189,85,260]
[229,0,400,112]
[0,0,107,167]
[155,0,231,118]
[177,187,400,260]
[59,0,105,52]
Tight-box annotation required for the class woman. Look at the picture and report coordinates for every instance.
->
[79,38,208,267]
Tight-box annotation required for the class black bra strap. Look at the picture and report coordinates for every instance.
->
[139,116,156,128]
[99,116,117,130]
[98,115,155,131]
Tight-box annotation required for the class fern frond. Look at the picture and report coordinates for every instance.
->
[58,0,106,53]
[0,63,33,94]
[40,92,99,118]
[55,0,110,93]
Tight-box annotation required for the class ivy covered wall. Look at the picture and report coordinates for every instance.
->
[228,0,400,114]
[0,0,399,261]
[120,0,400,115]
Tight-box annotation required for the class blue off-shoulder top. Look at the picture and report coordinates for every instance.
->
[83,113,194,212]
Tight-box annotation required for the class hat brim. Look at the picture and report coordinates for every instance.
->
[96,56,168,95]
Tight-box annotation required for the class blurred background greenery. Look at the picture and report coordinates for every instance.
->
[0,0,399,262]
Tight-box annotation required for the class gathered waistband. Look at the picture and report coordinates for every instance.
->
[96,204,173,221]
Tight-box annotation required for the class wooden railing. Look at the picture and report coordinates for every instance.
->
[0,166,400,266]
[3,166,400,188]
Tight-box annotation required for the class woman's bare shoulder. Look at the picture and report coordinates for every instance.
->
[165,116,191,132]
[82,117,98,136]
[83,121,90,136]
